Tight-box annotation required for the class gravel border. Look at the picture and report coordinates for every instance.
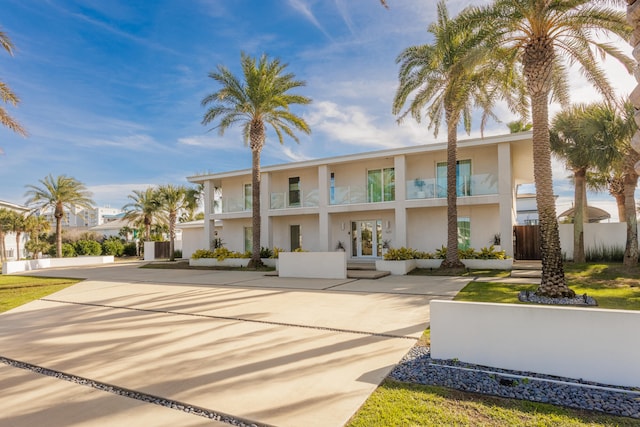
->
[518,290,597,306]
[0,356,270,427]
[390,346,640,419]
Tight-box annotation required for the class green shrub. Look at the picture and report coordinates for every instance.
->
[123,242,138,257]
[260,247,273,258]
[75,239,102,256]
[48,243,77,257]
[191,249,216,259]
[102,239,124,256]
[271,247,284,259]
[173,250,183,259]
[384,247,418,260]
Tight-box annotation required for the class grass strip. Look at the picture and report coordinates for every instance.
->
[0,275,80,313]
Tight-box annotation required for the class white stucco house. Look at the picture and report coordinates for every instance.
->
[185,132,535,260]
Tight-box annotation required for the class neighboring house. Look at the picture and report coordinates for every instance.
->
[89,216,135,240]
[187,132,534,259]
[0,199,30,261]
[40,206,124,229]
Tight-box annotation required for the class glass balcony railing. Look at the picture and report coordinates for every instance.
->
[407,174,498,200]
[215,197,250,213]
[330,186,367,205]
[270,189,319,209]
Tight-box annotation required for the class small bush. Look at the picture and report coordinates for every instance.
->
[123,242,138,257]
[260,247,273,258]
[48,243,77,257]
[384,247,418,260]
[585,244,624,263]
[191,248,247,260]
[75,240,102,256]
[271,247,284,259]
[191,249,216,259]
[102,239,125,256]
[173,249,182,259]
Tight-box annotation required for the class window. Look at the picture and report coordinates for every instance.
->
[244,227,252,253]
[436,160,471,198]
[243,183,252,210]
[458,217,471,250]
[290,225,301,251]
[367,168,395,202]
[330,172,335,204]
[289,177,300,207]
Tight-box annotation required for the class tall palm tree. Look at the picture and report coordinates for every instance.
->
[24,213,50,259]
[393,0,527,269]
[122,188,161,242]
[180,184,203,223]
[0,28,27,137]
[0,208,12,261]
[6,210,26,261]
[24,174,94,258]
[462,0,633,297]
[201,52,311,268]
[157,184,188,261]
[550,103,621,263]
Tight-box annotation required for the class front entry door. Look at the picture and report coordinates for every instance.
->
[351,220,382,258]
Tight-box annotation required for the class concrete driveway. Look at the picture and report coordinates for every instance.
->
[0,263,469,427]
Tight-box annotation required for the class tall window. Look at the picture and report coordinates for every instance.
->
[367,168,395,202]
[330,172,335,204]
[289,177,300,207]
[243,227,252,253]
[436,159,471,198]
[290,225,301,251]
[458,217,471,249]
[243,183,252,210]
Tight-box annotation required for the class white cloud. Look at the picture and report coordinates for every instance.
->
[87,183,158,208]
[177,134,247,151]
[81,134,161,151]
[287,0,332,40]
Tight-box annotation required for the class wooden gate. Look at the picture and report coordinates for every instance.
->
[154,241,171,259]
[513,225,541,260]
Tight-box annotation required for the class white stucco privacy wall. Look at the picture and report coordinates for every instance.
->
[559,223,626,260]
[278,252,347,279]
[3,256,115,274]
[430,300,640,388]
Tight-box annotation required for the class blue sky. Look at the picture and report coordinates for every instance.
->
[1,0,635,219]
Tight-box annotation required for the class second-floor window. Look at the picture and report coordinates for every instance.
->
[436,159,471,198]
[367,168,395,202]
[289,177,300,207]
[244,183,252,210]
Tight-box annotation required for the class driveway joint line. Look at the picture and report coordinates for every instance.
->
[0,355,273,427]
[40,298,419,340]
[322,279,359,290]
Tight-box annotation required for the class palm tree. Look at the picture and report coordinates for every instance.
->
[462,0,633,297]
[122,188,161,241]
[550,103,621,263]
[0,208,12,261]
[6,210,26,261]
[0,28,27,137]
[507,120,532,133]
[201,52,311,268]
[24,174,94,258]
[157,184,188,261]
[393,0,526,269]
[180,184,203,223]
[24,214,51,259]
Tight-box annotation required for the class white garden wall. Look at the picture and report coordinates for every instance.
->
[279,252,347,279]
[3,256,115,275]
[559,223,626,260]
[430,300,640,388]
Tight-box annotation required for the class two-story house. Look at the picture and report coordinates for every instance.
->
[187,131,534,260]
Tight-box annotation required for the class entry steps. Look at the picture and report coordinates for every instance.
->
[510,260,542,279]
[347,261,390,279]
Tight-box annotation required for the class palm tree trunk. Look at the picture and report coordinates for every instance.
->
[249,146,263,268]
[15,231,21,261]
[573,168,586,263]
[531,91,572,297]
[615,193,626,222]
[0,231,5,261]
[55,217,63,258]
[169,212,176,261]
[623,153,639,266]
[441,112,464,269]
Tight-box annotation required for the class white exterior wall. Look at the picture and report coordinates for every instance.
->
[190,132,533,262]
[2,232,29,261]
[559,222,627,260]
[431,300,640,388]
[180,227,207,259]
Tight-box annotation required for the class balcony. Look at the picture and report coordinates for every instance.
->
[270,189,319,209]
[407,174,498,200]
[330,185,367,205]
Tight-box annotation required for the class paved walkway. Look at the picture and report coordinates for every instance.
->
[0,263,470,427]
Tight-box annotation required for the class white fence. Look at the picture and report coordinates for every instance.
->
[3,256,115,275]
[430,300,640,388]
[559,223,626,260]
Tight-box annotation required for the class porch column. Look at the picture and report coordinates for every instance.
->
[203,180,213,249]
[498,142,514,257]
[394,155,407,248]
[394,207,407,248]
[318,165,330,251]
[261,172,272,249]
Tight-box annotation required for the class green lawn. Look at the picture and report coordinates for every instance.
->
[455,262,640,310]
[349,262,640,426]
[347,380,640,427]
[0,275,81,313]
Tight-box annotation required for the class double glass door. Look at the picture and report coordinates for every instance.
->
[351,220,382,258]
